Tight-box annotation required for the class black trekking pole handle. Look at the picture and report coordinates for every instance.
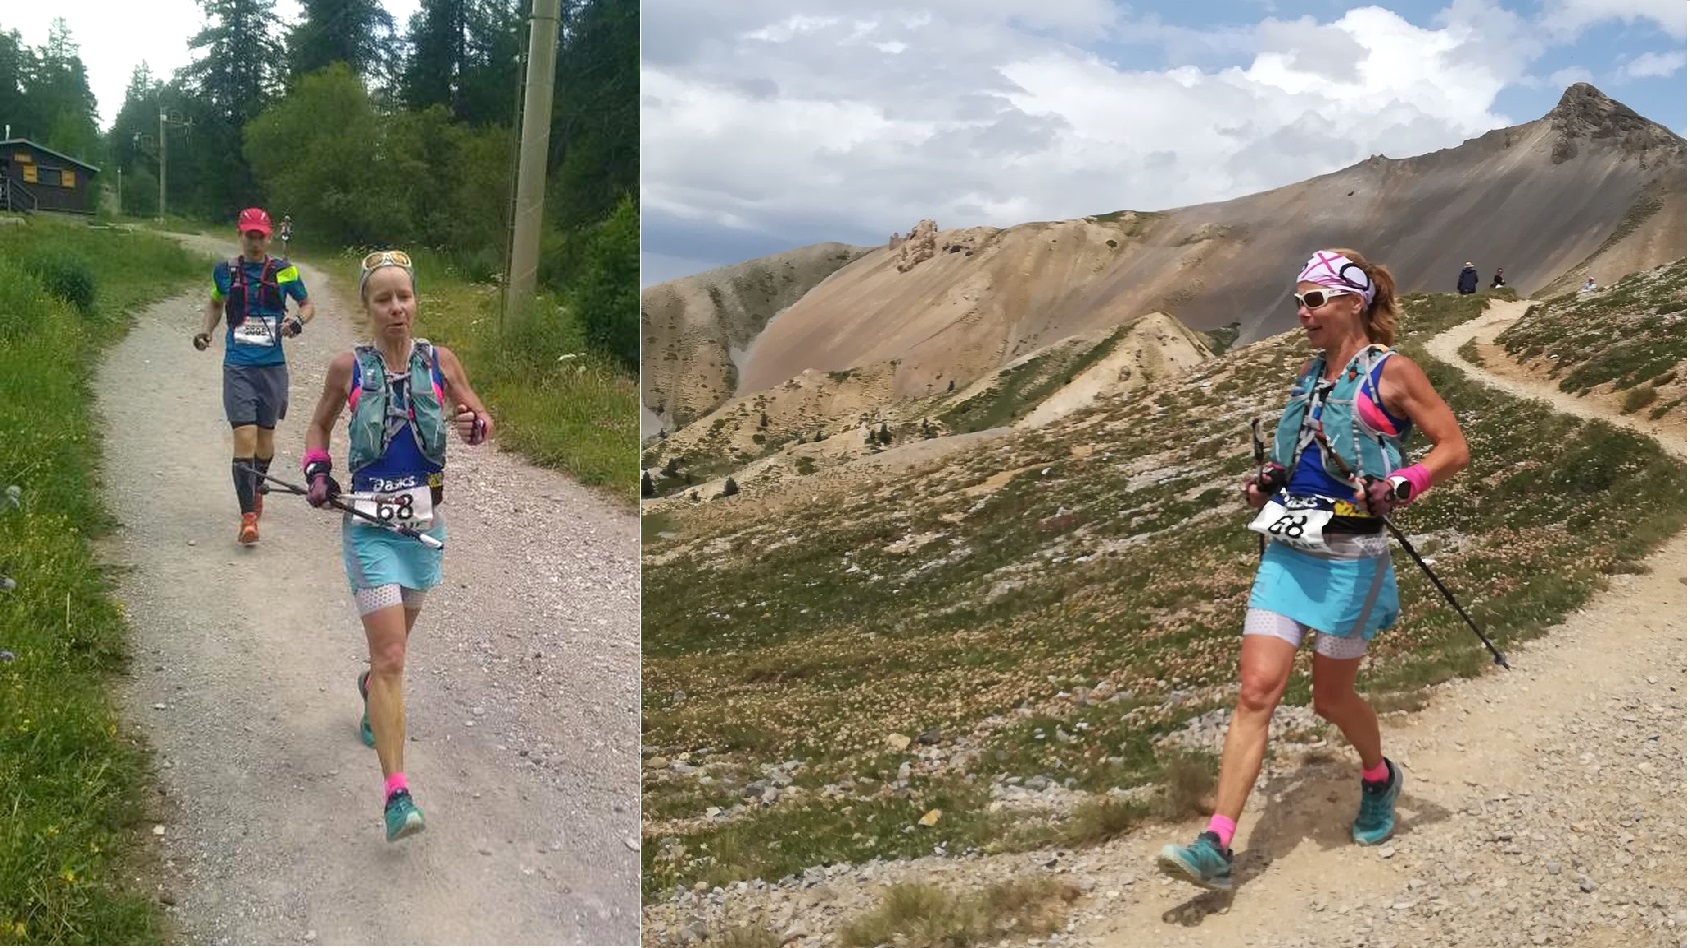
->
[239,464,445,549]
[1309,431,1509,669]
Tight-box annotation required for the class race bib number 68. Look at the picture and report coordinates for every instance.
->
[1248,496,1334,553]
[351,485,434,531]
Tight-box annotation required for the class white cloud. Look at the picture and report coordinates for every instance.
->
[1547,66,1597,87]
[1540,0,1686,40]
[8,0,419,131]
[642,1,1527,271]
[1622,50,1687,78]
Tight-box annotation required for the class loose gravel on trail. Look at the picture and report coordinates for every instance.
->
[643,299,1686,948]
[97,239,639,945]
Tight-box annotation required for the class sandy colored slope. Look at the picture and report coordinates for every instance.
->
[641,242,873,434]
[732,84,1683,406]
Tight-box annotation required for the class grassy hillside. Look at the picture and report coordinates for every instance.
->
[1496,258,1687,418]
[638,290,1685,901]
[0,217,210,943]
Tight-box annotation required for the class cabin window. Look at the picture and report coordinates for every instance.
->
[21,163,35,183]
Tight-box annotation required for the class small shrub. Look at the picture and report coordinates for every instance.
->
[1622,385,1659,414]
[1457,337,1483,366]
[722,477,739,497]
[26,255,97,316]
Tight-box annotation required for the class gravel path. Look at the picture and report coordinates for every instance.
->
[98,238,640,945]
[644,299,1686,948]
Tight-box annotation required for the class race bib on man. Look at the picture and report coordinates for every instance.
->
[350,485,434,531]
[232,316,278,346]
[1248,493,1336,554]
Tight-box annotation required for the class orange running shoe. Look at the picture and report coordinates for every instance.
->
[237,512,259,545]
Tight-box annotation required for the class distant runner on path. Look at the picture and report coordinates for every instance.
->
[300,249,496,842]
[1155,248,1471,890]
[193,207,314,546]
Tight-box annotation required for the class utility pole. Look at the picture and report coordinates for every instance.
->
[502,0,562,324]
[157,107,166,222]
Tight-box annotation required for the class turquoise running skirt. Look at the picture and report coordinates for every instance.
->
[340,511,447,593]
[1247,539,1398,640]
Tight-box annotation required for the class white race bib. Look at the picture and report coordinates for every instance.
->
[232,316,278,346]
[350,485,434,531]
[1248,494,1336,554]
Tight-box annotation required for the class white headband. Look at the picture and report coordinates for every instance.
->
[1297,251,1375,306]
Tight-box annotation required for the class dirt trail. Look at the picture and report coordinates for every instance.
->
[98,235,639,945]
[1423,297,1685,457]
[1074,298,1687,947]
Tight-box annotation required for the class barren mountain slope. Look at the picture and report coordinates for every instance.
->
[721,84,1682,407]
[641,242,873,434]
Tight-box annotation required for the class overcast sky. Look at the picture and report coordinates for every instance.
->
[641,0,1689,286]
[5,0,420,134]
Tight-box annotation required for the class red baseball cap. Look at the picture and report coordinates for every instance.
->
[237,207,272,237]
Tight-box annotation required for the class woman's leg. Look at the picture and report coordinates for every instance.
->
[361,599,410,777]
[1310,645,1381,770]
[1157,612,1301,888]
[1312,634,1401,845]
[1211,630,1299,823]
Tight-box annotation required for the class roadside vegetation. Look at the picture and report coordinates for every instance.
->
[0,216,209,944]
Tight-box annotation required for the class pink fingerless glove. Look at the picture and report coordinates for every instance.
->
[1390,463,1432,503]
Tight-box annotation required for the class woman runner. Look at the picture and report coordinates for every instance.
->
[1156,248,1470,889]
[300,250,495,842]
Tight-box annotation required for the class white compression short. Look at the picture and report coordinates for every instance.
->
[1242,607,1369,660]
[353,584,427,616]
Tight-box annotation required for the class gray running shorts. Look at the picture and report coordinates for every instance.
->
[223,362,289,429]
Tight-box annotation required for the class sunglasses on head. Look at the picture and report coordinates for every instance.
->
[361,250,413,271]
[1291,287,1356,310]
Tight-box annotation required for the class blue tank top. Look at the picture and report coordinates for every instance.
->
[1286,356,1408,498]
[347,358,447,494]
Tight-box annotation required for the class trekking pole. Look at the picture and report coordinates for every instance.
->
[239,465,445,549]
[1376,515,1509,669]
[1308,431,1509,669]
[1249,419,1266,557]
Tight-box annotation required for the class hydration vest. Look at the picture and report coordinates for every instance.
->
[1270,344,1412,486]
[346,339,449,478]
[224,255,286,327]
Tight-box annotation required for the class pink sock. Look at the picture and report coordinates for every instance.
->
[384,772,408,799]
[1361,759,1390,783]
[1206,814,1236,849]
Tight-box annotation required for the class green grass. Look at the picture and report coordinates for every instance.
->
[296,246,639,505]
[1495,259,1686,397]
[0,217,210,944]
[940,328,1125,433]
[640,290,1686,902]
[838,877,1082,948]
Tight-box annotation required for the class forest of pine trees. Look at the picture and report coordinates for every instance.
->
[0,0,635,366]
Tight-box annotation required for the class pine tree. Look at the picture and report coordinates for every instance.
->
[183,0,284,124]
[287,0,397,86]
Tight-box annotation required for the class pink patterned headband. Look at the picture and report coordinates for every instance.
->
[1297,251,1375,306]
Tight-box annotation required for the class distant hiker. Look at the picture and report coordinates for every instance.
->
[1155,248,1471,891]
[299,249,495,842]
[278,214,293,250]
[1581,276,1598,294]
[1456,261,1478,294]
[1491,268,1506,289]
[193,207,314,546]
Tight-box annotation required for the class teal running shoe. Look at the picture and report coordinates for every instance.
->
[384,789,425,842]
[1155,830,1234,890]
[1352,758,1403,845]
[356,670,375,748]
